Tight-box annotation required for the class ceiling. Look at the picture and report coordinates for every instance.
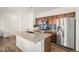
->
[33,7,57,14]
[0,7,57,14]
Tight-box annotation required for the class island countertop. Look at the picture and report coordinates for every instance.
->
[13,31,52,43]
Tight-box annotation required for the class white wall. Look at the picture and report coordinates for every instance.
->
[76,9,79,51]
[0,8,34,33]
[0,15,3,31]
[35,7,79,51]
[21,12,34,31]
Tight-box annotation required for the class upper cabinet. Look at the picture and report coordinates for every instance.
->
[48,16,57,24]
[35,12,75,26]
[65,12,75,17]
[36,18,42,25]
[36,17,49,25]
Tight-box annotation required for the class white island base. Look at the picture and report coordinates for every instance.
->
[16,36,44,52]
[15,31,52,52]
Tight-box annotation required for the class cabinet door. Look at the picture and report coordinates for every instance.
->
[36,18,42,25]
[48,16,52,24]
[44,36,51,52]
[48,16,57,24]
[36,17,48,25]
[65,12,75,17]
[52,16,57,24]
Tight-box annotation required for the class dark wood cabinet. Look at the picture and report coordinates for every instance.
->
[36,16,57,25]
[48,16,57,24]
[65,12,75,17]
[36,17,49,26]
[51,32,56,43]
[44,36,51,52]
[35,12,75,26]
[46,31,56,43]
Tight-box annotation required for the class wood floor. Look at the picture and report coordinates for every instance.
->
[51,43,74,52]
[0,36,74,52]
[0,36,21,52]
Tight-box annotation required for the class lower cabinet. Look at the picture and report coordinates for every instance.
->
[44,36,51,52]
[46,31,56,43]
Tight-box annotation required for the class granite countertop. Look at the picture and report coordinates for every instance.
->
[13,31,52,43]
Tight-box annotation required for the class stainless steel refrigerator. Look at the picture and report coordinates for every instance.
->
[56,17,75,49]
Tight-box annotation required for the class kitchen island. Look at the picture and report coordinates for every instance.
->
[13,31,52,52]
